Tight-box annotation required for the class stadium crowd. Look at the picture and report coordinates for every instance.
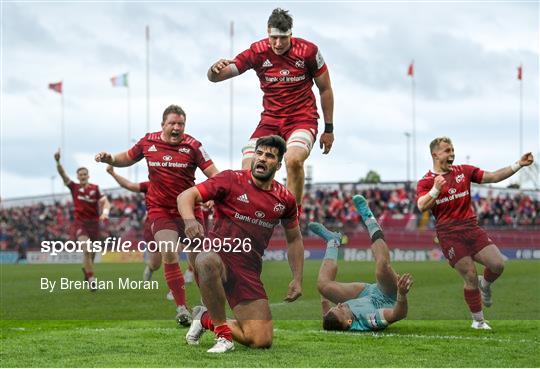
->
[1,185,539,252]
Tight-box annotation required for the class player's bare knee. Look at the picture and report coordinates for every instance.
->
[162,251,177,264]
[284,154,304,173]
[489,260,505,275]
[194,252,221,278]
[247,330,273,348]
[316,278,330,296]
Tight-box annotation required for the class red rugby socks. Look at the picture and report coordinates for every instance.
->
[200,311,215,331]
[164,263,186,306]
[464,288,483,320]
[214,323,233,342]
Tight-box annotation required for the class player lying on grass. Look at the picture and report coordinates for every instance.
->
[309,195,412,331]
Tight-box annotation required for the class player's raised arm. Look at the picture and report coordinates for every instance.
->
[94,151,136,167]
[98,195,111,221]
[283,225,304,302]
[481,152,534,184]
[207,59,239,82]
[106,165,141,192]
[177,187,205,239]
[383,273,413,324]
[417,175,446,212]
[314,71,335,155]
[54,149,72,186]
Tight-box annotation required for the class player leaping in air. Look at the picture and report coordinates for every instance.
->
[416,136,534,329]
[309,195,412,332]
[207,8,334,212]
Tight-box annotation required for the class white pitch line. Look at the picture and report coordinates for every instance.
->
[8,326,539,345]
[273,328,538,344]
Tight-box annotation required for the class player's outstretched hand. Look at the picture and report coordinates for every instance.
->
[211,59,235,74]
[319,132,334,154]
[433,175,446,190]
[284,279,302,302]
[519,152,534,167]
[184,219,204,240]
[106,165,114,175]
[95,152,113,164]
[99,213,109,222]
[397,273,413,295]
[54,149,61,163]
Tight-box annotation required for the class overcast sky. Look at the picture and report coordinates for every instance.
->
[1,1,538,199]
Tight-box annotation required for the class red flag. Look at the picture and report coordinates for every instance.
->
[407,62,414,77]
[517,65,522,80]
[48,81,62,94]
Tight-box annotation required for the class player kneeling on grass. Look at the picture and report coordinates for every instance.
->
[310,195,412,332]
[178,135,303,353]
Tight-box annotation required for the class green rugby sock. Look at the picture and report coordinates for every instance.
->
[324,241,339,261]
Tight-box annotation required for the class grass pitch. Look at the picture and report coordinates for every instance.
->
[1,260,539,367]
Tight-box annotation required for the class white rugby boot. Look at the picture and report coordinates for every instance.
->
[471,320,492,330]
[185,305,207,345]
[175,305,192,327]
[207,337,234,353]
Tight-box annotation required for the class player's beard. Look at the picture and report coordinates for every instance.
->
[251,162,276,182]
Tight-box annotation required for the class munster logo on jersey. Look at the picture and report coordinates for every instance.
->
[255,211,265,219]
[456,173,465,183]
[295,59,305,69]
[273,203,285,215]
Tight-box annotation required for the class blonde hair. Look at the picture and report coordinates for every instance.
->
[429,137,453,153]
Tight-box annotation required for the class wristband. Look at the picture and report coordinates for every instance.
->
[428,187,440,199]
[110,154,116,165]
[102,208,110,217]
[324,123,333,133]
[511,162,522,173]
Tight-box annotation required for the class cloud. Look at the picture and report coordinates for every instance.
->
[1,2,538,198]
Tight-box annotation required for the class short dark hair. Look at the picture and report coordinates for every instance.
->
[322,310,346,331]
[268,8,293,32]
[255,135,287,162]
[162,104,186,123]
[76,167,88,174]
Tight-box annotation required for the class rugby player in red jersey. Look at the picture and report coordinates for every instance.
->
[178,135,304,353]
[95,105,219,326]
[417,137,534,329]
[207,8,334,210]
[54,149,111,290]
[106,166,195,291]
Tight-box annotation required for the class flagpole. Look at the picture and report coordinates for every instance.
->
[61,87,65,155]
[127,73,132,181]
[519,64,523,157]
[146,25,150,133]
[411,65,416,181]
[519,64,523,187]
[229,21,234,169]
